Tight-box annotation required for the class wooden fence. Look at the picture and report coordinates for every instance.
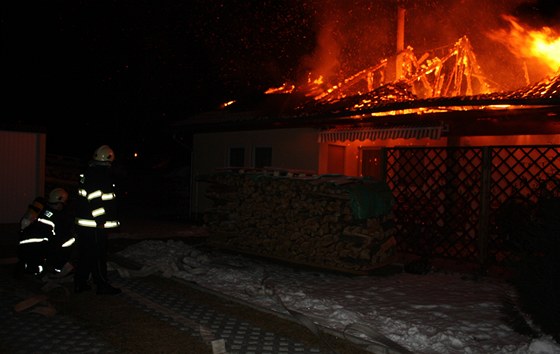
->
[384,145,560,273]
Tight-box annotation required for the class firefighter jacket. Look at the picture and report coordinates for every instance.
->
[19,209,53,248]
[47,205,76,254]
[19,203,75,269]
[75,162,120,229]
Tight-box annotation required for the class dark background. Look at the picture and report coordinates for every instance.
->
[2,0,316,161]
[2,0,559,162]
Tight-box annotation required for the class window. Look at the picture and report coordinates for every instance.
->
[229,147,245,167]
[254,147,272,168]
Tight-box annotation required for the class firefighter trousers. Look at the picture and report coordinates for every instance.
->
[74,226,109,287]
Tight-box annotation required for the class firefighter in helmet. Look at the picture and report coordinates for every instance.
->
[74,144,122,295]
[46,188,77,274]
[18,187,75,276]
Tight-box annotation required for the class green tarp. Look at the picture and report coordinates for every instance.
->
[346,180,394,219]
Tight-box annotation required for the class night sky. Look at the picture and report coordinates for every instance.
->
[2,0,318,158]
[2,0,559,159]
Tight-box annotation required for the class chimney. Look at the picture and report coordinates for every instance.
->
[395,5,406,80]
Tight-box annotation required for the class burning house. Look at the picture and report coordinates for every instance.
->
[174,4,560,273]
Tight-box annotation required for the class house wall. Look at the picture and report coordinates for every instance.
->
[0,130,46,224]
[191,128,320,215]
[318,134,560,177]
[190,123,560,218]
[318,137,449,177]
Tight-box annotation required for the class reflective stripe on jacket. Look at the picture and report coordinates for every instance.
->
[74,163,120,230]
[19,237,48,245]
[75,218,120,228]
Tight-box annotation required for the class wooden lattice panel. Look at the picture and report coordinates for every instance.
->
[386,147,483,262]
[385,145,560,269]
[487,146,560,264]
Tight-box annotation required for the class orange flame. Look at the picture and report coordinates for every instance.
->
[488,15,560,73]
[265,84,295,95]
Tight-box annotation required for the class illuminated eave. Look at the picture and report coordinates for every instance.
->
[353,104,546,118]
[340,103,558,120]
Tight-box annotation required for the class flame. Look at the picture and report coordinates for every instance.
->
[265,84,295,95]
[259,14,560,105]
[308,74,324,86]
[488,15,560,73]
[220,100,236,108]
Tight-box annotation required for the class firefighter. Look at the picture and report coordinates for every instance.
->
[73,145,122,295]
[17,187,75,276]
[46,188,77,274]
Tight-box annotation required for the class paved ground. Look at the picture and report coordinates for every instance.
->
[0,220,378,354]
[0,269,335,353]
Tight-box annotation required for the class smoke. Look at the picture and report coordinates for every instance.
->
[405,0,531,89]
[299,0,558,91]
[297,0,395,85]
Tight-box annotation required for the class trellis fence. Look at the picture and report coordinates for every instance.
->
[384,145,560,273]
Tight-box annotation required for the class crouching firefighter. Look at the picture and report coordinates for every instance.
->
[74,144,122,295]
[18,188,76,276]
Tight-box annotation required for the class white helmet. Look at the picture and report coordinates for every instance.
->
[49,188,69,205]
[93,145,115,162]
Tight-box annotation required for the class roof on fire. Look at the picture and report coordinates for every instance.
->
[173,71,560,134]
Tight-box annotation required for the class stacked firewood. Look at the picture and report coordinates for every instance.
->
[201,169,397,274]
